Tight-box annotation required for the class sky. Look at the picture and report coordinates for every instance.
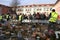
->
[0,0,57,6]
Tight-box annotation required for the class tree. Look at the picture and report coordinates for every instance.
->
[10,0,20,14]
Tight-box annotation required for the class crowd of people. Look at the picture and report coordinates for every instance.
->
[0,12,49,22]
[0,22,58,40]
[17,12,49,20]
[0,23,60,40]
[0,11,60,40]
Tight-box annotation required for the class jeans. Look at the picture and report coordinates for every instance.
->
[17,37,24,40]
[48,22,56,31]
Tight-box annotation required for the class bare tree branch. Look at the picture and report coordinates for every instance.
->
[10,0,20,14]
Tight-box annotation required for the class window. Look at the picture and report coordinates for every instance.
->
[37,8,41,11]
[34,5,37,7]
[26,5,28,7]
[28,9,29,11]
[26,9,27,11]
[18,9,20,11]
[39,5,41,7]
[44,7,49,11]
[26,9,31,11]
[44,8,46,11]
[18,9,23,11]
[30,5,32,7]
[47,8,49,11]
[37,9,39,11]
[40,8,42,11]
[29,9,31,11]
[50,8,52,11]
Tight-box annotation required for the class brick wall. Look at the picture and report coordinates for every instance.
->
[0,4,12,14]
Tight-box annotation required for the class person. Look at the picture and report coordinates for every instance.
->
[57,33,60,40]
[19,14,23,24]
[48,9,58,31]
[33,12,36,19]
[5,13,10,21]
[36,12,40,20]
[48,30,56,40]
[29,14,33,20]
[17,31,24,40]
[0,15,3,23]
[40,13,46,20]
[35,34,41,40]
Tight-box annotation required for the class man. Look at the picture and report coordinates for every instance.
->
[48,9,58,31]
[5,13,10,21]
[19,14,23,25]
[0,15,3,23]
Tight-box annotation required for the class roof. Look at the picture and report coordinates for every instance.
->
[17,4,54,8]
[0,4,12,8]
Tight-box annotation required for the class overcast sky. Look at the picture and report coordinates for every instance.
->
[0,0,57,6]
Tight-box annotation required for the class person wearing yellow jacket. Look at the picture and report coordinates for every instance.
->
[5,13,10,21]
[19,15,22,21]
[0,15,2,21]
[19,14,23,24]
[48,9,58,31]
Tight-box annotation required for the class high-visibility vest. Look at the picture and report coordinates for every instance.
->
[19,15,22,21]
[49,12,58,22]
[0,15,2,20]
[6,15,9,19]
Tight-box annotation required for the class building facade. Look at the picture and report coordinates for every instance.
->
[16,0,60,19]
[16,4,54,15]
[0,4,12,14]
